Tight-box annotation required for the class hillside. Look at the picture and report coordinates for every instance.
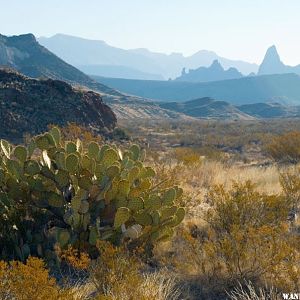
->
[0,33,119,96]
[238,102,300,118]
[159,97,254,120]
[175,60,243,82]
[103,94,193,120]
[38,34,258,78]
[0,68,116,141]
[94,73,300,105]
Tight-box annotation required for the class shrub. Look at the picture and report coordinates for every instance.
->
[0,127,185,263]
[265,131,300,163]
[174,182,300,294]
[0,256,74,300]
[280,169,300,233]
[173,147,203,166]
[111,127,130,141]
[90,241,181,300]
[204,182,299,289]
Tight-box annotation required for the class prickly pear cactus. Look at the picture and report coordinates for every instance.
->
[0,127,185,261]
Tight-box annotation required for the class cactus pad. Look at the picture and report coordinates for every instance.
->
[128,197,144,211]
[65,142,77,154]
[130,144,140,161]
[88,142,99,159]
[35,135,50,150]
[66,153,79,173]
[162,188,176,206]
[13,146,27,163]
[24,160,40,176]
[134,211,153,226]
[49,127,61,146]
[114,207,130,228]
[48,193,65,208]
[102,148,119,167]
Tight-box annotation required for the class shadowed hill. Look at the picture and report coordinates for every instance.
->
[0,68,116,141]
[237,102,300,118]
[159,97,254,120]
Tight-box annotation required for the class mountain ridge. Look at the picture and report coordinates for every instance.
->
[175,60,243,82]
[38,34,258,78]
[0,33,119,96]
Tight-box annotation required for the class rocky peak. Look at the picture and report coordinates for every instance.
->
[210,59,224,71]
[262,45,283,66]
[258,45,286,75]
[10,33,36,42]
[175,59,242,82]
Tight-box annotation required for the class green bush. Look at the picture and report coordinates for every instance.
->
[0,127,185,263]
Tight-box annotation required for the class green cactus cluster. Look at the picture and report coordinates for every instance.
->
[0,127,185,262]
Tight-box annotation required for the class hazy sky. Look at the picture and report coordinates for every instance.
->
[1,0,300,65]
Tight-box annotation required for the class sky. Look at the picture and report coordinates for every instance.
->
[1,0,300,65]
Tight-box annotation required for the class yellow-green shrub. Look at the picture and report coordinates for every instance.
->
[91,241,180,300]
[0,257,74,300]
[173,147,203,166]
[173,181,300,292]
[265,131,300,163]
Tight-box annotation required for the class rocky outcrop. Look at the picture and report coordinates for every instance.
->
[175,60,243,82]
[258,45,300,75]
[0,68,116,142]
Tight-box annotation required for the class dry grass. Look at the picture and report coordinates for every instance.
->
[227,281,280,300]
[160,160,286,221]
[152,156,300,299]
[68,271,181,300]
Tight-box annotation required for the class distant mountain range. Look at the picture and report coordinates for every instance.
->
[175,60,243,82]
[94,73,300,105]
[258,45,300,76]
[2,32,300,127]
[38,34,259,79]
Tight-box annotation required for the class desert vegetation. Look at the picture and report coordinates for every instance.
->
[1,120,300,299]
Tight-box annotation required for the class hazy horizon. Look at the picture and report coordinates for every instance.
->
[1,0,300,65]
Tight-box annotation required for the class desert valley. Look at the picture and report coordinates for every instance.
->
[1,1,300,299]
